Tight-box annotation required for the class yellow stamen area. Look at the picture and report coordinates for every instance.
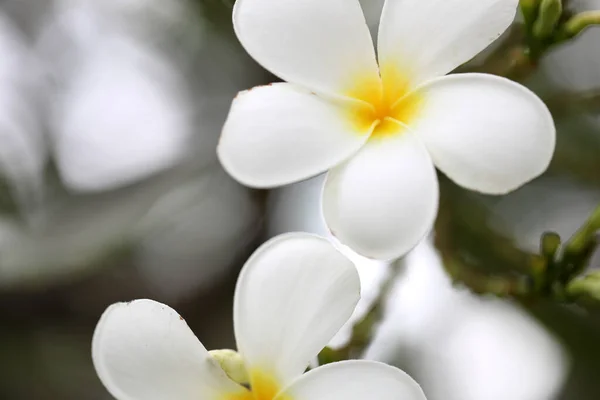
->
[345,63,424,138]
[223,369,291,400]
[249,370,284,400]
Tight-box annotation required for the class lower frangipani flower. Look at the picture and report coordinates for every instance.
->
[218,0,556,260]
[92,233,427,400]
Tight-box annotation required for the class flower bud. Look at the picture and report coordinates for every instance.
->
[520,0,541,25]
[541,231,561,261]
[562,11,600,40]
[209,349,249,386]
[566,272,600,304]
[533,0,563,39]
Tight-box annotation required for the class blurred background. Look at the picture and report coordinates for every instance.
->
[0,0,599,399]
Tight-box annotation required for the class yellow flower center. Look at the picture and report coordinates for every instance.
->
[225,369,291,400]
[346,63,423,138]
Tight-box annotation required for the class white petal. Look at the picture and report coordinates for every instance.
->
[92,299,247,400]
[378,0,518,87]
[233,0,379,97]
[234,233,360,390]
[277,360,427,400]
[218,84,371,188]
[323,129,439,260]
[413,73,555,194]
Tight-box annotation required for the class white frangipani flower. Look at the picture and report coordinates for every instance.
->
[92,233,426,400]
[218,0,556,260]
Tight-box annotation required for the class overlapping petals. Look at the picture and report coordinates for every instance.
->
[234,233,360,388]
[93,233,426,400]
[219,0,556,261]
[93,233,358,400]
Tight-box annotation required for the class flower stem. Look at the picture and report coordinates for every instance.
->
[435,177,600,310]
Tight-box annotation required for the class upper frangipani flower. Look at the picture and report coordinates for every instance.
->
[92,233,427,400]
[218,0,556,260]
